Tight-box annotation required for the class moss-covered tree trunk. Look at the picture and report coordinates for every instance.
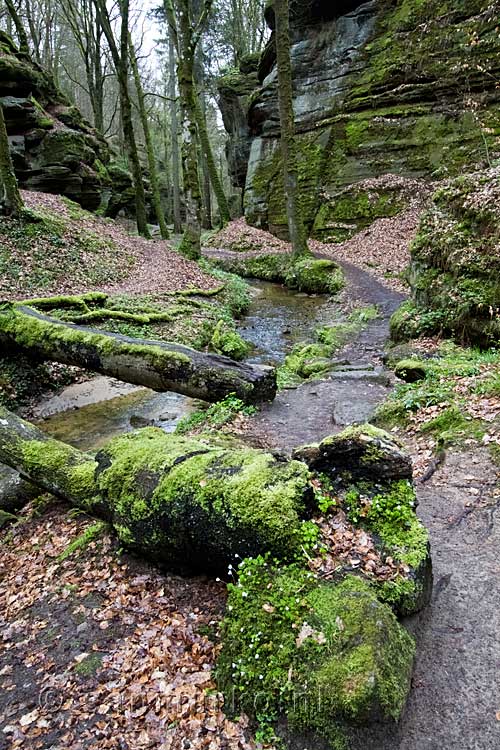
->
[0,304,277,404]
[169,33,183,234]
[0,406,310,571]
[4,0,30,54]
[0,103,23,218]
[164,0,203,259]
[95,0,151,239]
[274,0,308,259]
[129,37,170,240]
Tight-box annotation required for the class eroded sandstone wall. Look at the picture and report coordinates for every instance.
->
[222,0,500,240]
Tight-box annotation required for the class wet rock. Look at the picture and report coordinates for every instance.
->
[293,424,412,481]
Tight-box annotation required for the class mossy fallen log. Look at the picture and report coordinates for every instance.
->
[0,407,425,737]
[0,303,276,404]
[0,405,311,570]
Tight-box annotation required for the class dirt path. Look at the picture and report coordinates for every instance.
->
[351,447,500,750]
[241,259,405,451]
[233,256,500,749]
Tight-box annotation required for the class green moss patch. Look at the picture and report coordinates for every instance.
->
[218,562,415,743]
[278,306,379,388]
[212,251,345,296]
[375,341,500,445]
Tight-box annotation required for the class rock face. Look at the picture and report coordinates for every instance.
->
[217,54,260,203]
[0,32,109,210]
[233,0,500,239]
[392,168,500,346]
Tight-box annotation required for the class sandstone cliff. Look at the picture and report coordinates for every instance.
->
[219,0,500,241]
[0,31,109,211]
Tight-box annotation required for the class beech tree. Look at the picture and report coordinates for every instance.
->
[94,0,151,238]
[274,0,308,258]
[0,103,23,217]
[168,32,182,233]
[129,36,169,239]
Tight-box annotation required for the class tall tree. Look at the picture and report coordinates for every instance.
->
[168,33,182,234]
[163,0,207,258]
[129,36,169,239]
[4,0,29,53]
[60,0,106,132]
[0,103,23,217]
[94,0,151,238]
[274,0,308,258]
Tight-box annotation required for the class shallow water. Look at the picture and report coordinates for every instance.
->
[36,281,336,450]
[238,280,338,365]
[37,378,193,451]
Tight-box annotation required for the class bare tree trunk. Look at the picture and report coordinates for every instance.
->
[168,33,183,234]
[274,0,308,258]
[94,0,151,239]
[129,37,169,239]
[0,104,23,217]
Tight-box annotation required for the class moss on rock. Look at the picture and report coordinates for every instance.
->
[394,169,500,346]
[285,257,345,295]
[210,319,250,361]
[218,562,415,741]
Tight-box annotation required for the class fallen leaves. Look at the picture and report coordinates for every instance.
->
[1,191,221,301]
[0,503,256,749]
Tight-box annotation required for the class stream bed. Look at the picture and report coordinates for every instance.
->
[35,281,337,449]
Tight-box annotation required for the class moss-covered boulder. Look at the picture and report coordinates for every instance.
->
[213,251,345,295]
[0,34,109,210]
[394,169,500,346]
[284,257,345,295]
[293,424,413,481]
[218,564,415,743]
[95,428,312,571]
[394,359,428,383]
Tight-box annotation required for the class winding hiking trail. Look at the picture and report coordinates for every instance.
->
[206,245,500,750]
[241,258,405,451]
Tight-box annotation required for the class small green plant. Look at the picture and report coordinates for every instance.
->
[175,394,256,435]
[74,652,103,677]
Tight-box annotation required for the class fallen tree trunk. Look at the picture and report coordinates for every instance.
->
[0,405,311,571]
[0,463,40,514]
[0,304,276,405]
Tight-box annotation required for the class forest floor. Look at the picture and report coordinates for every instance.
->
[0,192,220,300]
[1,208,500,749]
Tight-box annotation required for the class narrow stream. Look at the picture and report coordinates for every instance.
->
[36,281,337,450]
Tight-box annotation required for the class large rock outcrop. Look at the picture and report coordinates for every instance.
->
[226,0,500,239]
[391,168,500,346]
[217,54,260,204]
[0,32,109,210]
